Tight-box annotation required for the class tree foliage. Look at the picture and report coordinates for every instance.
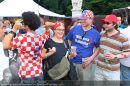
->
[0,0,3,3]
[0,0,129,16]
[83,0,130,15]
[34,0,130,16]
[34,0,72,16]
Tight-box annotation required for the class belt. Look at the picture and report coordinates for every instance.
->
[97,63,120,71]
[98,58,119,65]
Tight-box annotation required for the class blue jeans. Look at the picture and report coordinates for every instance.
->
[21,76,43,86]
[120,64,130,86]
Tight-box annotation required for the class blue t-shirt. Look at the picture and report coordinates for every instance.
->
[65,25,100,64]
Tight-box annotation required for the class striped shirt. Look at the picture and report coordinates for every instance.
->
[97,31,130,71]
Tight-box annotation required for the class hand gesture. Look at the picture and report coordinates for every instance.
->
[13,22,23,31]
[105,53,116,60]
[48,47,56,54]
[82,57,93,69]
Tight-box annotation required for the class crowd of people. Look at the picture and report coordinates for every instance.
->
[0,9,130,86]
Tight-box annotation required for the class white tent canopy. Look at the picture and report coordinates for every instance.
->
[127,6,130,9]
[0,0,65,17]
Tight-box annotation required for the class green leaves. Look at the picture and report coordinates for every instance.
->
[82,0,130,15]
[34,0,130,16]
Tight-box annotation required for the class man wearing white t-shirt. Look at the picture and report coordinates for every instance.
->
[120,16,130,86]
[0,20,10,82]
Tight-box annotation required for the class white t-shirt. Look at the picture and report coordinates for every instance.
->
[120,25,130,67]
[0,42,9,80]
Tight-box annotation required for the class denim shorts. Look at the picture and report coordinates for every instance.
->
[120,64,130,86]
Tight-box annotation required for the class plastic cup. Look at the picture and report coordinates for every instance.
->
[69,46,77,58]
[82,58,86,63]
[104,49,110,64]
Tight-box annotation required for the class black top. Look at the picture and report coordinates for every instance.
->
[43,38,67,70]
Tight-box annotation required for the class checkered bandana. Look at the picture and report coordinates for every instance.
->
[80,10,94,20]
[53,22,64,30]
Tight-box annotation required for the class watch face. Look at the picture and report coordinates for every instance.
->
[9,31,15,34]
[9,31,16,37]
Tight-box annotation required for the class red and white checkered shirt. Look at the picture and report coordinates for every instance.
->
[11,31,50,78]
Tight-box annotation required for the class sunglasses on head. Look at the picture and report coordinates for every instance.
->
[103,22,112,25]
[82,31,87,39]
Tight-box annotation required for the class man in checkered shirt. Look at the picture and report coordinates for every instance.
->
[3,11,56,85]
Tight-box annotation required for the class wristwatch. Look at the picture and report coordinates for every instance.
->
[9,31,16,37]
[9,31,16,35]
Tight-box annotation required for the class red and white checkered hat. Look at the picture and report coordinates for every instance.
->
[80,10,94,20]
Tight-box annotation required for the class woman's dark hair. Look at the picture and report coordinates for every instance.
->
[22,11,40,31]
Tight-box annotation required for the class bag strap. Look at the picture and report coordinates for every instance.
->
[63,41,70,58]
[63,40,70,49]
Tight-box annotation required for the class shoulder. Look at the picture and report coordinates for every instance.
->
[14,34,26,40]
[46,38,53,43]
[118,32,128,41]
[90,28,100,37]
[92,28,100,33]
[44,38,55,48]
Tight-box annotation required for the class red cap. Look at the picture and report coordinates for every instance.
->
[102,14,118,24]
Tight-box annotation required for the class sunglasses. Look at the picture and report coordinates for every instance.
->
[82,31,87,39]
[56,29,65,32]
[103,22,112,25]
